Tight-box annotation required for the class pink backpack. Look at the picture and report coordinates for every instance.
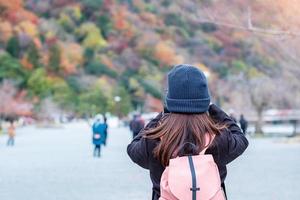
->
[159,140,226,200]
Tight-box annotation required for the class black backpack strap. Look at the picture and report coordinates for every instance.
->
[188,156,200,200]
[221,183,227,199]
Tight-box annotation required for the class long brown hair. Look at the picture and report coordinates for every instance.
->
[144,113,226,167]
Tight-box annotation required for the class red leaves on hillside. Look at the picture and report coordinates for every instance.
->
[0,21,13,42]
[113,6,129,30]
[0,0,38,24]
[0,0,23,11]
[20,56,33,70]
[154,41,184,66]
[60,42,83,74]
[144,94,163,112]
[0,81,33,117]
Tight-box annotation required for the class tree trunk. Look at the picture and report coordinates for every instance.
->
[255,108,264,135]
[289,120,298,137]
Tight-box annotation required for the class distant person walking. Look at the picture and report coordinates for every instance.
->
[103,116,108,146]
[7,121,16,146]
[129,114,145,138]
[92,115,108,157]
[239,114,248,135]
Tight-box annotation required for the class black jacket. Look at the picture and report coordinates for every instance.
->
[127,104,249,200]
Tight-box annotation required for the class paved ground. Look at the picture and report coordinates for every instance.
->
[0,122,299,200]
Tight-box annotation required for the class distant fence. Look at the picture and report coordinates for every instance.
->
[246,109,300,136]
[247,109,300,123]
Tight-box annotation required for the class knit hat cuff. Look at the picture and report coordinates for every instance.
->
[166,97,210,113]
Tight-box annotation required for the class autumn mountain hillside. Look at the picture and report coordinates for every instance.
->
[0,0,299,119]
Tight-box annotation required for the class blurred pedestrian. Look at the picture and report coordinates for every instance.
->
[239,114,248,135]
[92,115,107,157]
[7,121,16,146]
[103,116,108,146]
[129,114,145,138]
[127,64,248,200]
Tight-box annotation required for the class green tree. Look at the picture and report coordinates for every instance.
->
[27,68,52,98]
[81,0,103,10]
[96,15,113,39]
[77,85,108,116]
[231,60,247,74]
[6,36,20,58]
[76,22,107,49]
[200,23,218,33]
[51,78,77,111]
[112,86,133,116]
[66,76,84,93]
[83,48,95,64]
[58,13,74,32]
[85,61,118,78]
[48,44,61,73]
[0,53,27,87]
[139,79,162,99]
[27,43,41,68]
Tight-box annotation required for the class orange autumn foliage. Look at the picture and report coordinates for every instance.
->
[21,56,33,70]
[195,63,209,71]
[154,42,184,66]
[0,0,38,24]
[100,55,114,69]
[0,20,13,42]
[111,6,136,39]
[112,6,130,31]
[60,42,83,74]
[112,6,129,30]
[0,0,23,11]
[144,94,163,112]
[61,59,77,74]
[12,9,38,23]
[33,37,42,49]
[15,20,39,37]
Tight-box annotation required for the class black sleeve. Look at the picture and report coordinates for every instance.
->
[209,104,249,165]
[127,134,150,169]
[127,113,163,169]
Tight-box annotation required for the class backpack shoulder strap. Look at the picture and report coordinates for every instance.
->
[188,156,199,200]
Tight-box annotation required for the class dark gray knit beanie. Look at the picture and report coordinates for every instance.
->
[166,64,210,113]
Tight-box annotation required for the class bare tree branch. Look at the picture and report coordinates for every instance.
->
[198,18,300,37]
[195,6,300,37]
[247,6,253,29]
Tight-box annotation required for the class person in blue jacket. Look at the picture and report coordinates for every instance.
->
[92,115,107,157]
